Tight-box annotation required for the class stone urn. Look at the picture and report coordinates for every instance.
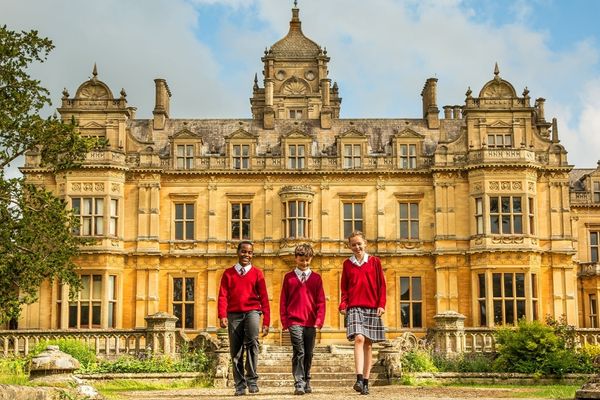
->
[29,345,80,384]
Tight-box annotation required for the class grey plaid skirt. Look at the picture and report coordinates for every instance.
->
[346,307,385,342]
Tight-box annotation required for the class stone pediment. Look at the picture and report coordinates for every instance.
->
[339,128,366,138]
[282,129,311,139]
[394,128,424,139]
[488,121,513,129]
[81,121,105,129]
[225,128,257,140]
[170,128,202,141]
[75,79,113,100]
[478,64,517,99]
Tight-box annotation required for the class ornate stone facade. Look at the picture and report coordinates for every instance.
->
[17,5,600,343]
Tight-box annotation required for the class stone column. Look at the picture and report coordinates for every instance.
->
[432,311,466,357]
[145,312,179,357]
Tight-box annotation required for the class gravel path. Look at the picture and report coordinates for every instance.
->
[115,385,561,400]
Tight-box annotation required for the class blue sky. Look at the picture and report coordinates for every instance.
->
[2,0,600,169]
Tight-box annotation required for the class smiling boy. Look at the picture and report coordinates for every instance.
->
[218,241,270,396]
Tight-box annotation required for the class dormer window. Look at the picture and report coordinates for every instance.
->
[176,144,194,169]
[487,132,512,148]
[343,144,361,169]
[288,144,306,169]
[233,144,250,169]
[400,144,417,169]
[593,181,600,203]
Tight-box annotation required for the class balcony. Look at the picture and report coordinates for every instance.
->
[571,191,600,206]
[578,262,600,277]
[467,148,536,164]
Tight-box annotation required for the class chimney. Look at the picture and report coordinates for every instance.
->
[421,78,439,129]
[153,79,171,130]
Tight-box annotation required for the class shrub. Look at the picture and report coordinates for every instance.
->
[29,339,97,369]
[433,352,495,373]
[401,349,438,372]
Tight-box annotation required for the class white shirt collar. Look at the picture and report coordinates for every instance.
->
[295,268,311,280]
[349,253,369,266]
[235,263,252,275]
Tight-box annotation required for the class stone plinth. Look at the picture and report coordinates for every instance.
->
[29,345,80,384]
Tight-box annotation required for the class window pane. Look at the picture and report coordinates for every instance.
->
[490,197,498,213]
[81,276,90,300]
[298,145,305,155]
[516,300,526,320]
[175,204,183,220]
[92,303,101,325]
[344,145,352,156]
[505,300,514,324]
[108,303,115,328]
[69,303,78,328]
[355,204,363,219]
[83,198,93,215]
[298,202,305,217]
[289,220,296,237]
[592,232,598,246]
[411,221,419,239]
[400,204,408,218]
[232,222,240,239]
[232,204,240,220]
[354,221,363,232]
[185,278,194,302]
[289,202,296,217]
[108,276,116,300]
[185,304,194,329]
[514,216,523,234]
[400,221,408,239]
[185,204,194,219]
[297,220,305,237]
[177,145,185,156]
[242,221,250,239]
[289,145,296,156]
[242,204,251,219]
[344,221,353,238]
[516,274,525,297]
[479,300,487,326]
[173,304,182,328]
[95,216,104,235]
[490,216,499,234]
[95,198,104,214]
[478,274,486,298]
[72,198,81,214]
[492,273,501,297]
[502,215,511,234]
[186,145,193,156]
[531,274,537,298]
[400,303,410,327]
[493,300,503,324]
[80,304,90,326]
[173,278,182,301]
[110,199,118,216]
[400,277,410,300]
[344,203,352,218]
[410,203,419,219]
[501,197,510,213]
[505,135,512,146]
[175,221,183,240]
[185,222,194,240]
[513,197,522,213]
[592,248,599,263]
[412,277,422,300]
[92,275,102,299]
[413,303,422,328]
[476,198,482,214]
[504,274,513,297]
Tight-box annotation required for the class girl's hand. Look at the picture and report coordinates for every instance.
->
[376,307,385,317]
[340,309,347,315]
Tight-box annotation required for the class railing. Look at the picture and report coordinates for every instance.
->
[571,191,600,205]
[578,262,600,277]
[464,328,496,353]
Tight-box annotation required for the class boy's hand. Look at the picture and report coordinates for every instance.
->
[261,325,270,337]
[219,318,228,328]
[376,307,385,317]
[340,309,347,315]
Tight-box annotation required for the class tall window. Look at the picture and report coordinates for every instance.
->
[72,198,104,236]
[68,274,116,328]
[176,144,194,169]
[400,277,422,328]
[487,133,512,148]
[475,197,484,234]
[594,182,600,203]
[284,200,310,238]
[528,197,535,235]
[399,144,417,169]
[590,294,598,328]
[343,144,361,169]
[399,202,419,239]
[231,203,251,240]
[489,196,522,234]
[174,203,195,240]
[288,144,306,169]
[172,277,195,329]
[492,272,526,325]
[289,109,303,119]
[343,202,363,238]
[591,231,599,263]
[109,199,118,236]
[233,144,250,169]
[477,274,487,326]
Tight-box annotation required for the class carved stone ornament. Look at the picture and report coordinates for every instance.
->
[95,183,105,192]
[83,183,93,192]
[489,181,499,191]
[491,236,525,244]
[111,183,120,193]
[282,77,309,95]
[79,83,109,99]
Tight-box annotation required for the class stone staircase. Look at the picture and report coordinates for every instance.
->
[255,344,389,388]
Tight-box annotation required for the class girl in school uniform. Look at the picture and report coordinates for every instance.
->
[338,231,386,395]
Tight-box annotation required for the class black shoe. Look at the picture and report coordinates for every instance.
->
[353,380,363,393]
[294,386,305,395]
[304,382,312,393]
[248,386,259,394]
[235,388,246,396]
[361,383,369,395]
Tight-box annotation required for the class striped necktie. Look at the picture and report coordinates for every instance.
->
[300,272,307,283]
[239,267,245,276]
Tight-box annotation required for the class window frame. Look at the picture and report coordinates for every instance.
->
[287,144,306,169]
[399,143,417,169]
[173,202,195,241]
[171,276,196,330]
[342,201,364,239]
[230,202,252,240]
[489,195,523,235]
[283,199,311,239]
[487,132,513,148]
[232,144,250,170]
[591,231,599,263]
[399,201,420,240]
[176,144,195,170]
[594,181,600,203]
[64,273,117,329]
[343,143,362,169]
[71,197,106,236]
[399,276,423,329]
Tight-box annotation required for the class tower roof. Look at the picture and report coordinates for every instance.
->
[269,6,321,59]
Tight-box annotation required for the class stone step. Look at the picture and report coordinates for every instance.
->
[258,364,385,373]
[258,377,389,387]
[258,371,386,380]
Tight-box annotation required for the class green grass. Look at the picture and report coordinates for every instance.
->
[445,383,579,399]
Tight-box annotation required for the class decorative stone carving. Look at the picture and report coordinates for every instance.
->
[489,181,499,190]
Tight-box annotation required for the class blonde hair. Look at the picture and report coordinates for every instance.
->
[294,243,315,258]
[347,230,366,242]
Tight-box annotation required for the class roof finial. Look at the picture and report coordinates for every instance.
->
[494,62,499,76]
[93,63,98,78]
[294,0,298,8]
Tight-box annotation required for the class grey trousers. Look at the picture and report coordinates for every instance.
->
[289,325,316,388]
[227,311,260,390]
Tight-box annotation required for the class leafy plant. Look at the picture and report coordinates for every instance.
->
[401,349,438,372]
[29,339,97,369]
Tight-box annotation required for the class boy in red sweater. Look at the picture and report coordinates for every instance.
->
[339,231,386,396]
[280,243,326,396]
[218,241,270,396]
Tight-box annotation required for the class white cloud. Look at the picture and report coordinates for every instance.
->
[1,0,599,167]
